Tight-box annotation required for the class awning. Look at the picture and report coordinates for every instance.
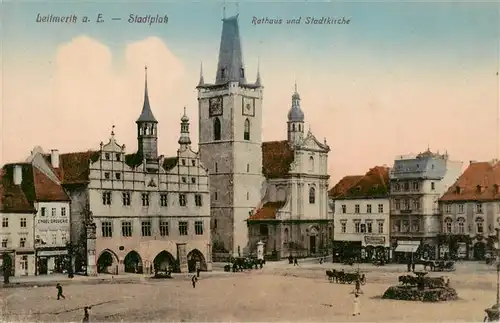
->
[395,241,420,253]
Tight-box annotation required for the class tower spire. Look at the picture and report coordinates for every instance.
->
[215,14,245,85]
[178,107,191,146]
[136,66,157,123]
[198,61,205,87]
[255,57,261,86]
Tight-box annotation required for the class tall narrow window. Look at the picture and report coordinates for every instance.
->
[309,187,316,204]
[309,156,314,172]
[214,118,221,141]
[244,118,250,140]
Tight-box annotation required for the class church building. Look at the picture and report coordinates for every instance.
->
[197,14,331,259]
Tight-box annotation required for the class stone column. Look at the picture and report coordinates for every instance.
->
[86,224,97,276]
[176,243,188,273]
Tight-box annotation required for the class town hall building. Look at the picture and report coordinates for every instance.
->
[197,14,331,259]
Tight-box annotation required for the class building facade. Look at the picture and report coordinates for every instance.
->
[0,164,37,276]
[389,150,463,262]
[197,15,331,259]
[331,167,391,262]
[438,160,500,260]
[33,71,212,275]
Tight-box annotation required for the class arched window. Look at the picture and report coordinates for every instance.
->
[145,125,149,135]
[213,118,221,141]
[444,218,453,233]
[475,217,484,233]
[309,186,316,204]
[284,228,289,243]
[244,118,250,140]
[292,124,296,132]
[309,156,314,172]
[457,217,466,234]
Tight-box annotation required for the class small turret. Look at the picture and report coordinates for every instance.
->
[178,107,192,147]
[287,82,305,145]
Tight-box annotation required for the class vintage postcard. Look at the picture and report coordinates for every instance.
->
[1,0,499,322]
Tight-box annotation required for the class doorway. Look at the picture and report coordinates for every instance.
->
[309,236,316,254]
[38,257,48,275]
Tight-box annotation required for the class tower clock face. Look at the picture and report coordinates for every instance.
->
[242,97,255,116]
[209,97,223,117]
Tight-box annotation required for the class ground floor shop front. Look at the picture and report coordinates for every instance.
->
[332,235,391,263]
[436,234,495,261]
[35,248,69,275]
[1,250,36,277]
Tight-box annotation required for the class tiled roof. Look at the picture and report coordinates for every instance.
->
[58,151,100,184]
[440,161,500,202]
[262,140,295,179]
[0,166,36,213]
[328,175,363,198]
[163,157,178,171]
[33,167,70,202]
[248,201,286,220]
[336,166,390,199]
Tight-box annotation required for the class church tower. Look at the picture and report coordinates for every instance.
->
[197,14,264,257]
[136,67,159,172]
[287,83,305,145]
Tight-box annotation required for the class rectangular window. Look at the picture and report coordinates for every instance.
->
[341,205,346,213]
[360,223,366,233]
[179,194,187,207]
[105,153,110,160]
[122,192,131,206]
[115,172,121,180]
[51,232,57,245]
[367,222,373,233]
[142,193,150,206]
[355,222,361,233]
[1,217,8,228]
[102,192,112,205]
[121,221,132,237]
[354,205,360,214]
[378,204,383,213]
[191,177,196,184]
[116,153,121,161]
[445,204,452,213]
[195,221,204,235]
[214,192,218,200]
[394,200,400,210]
[61,232,67,244]
[160,194,168,207]
[51,208,56,217]
[141,221,152,237]
[378,222,384,234]
[195,194,203,207]
[102,221,113,237]
[458,204,465,213]
[341,222,347,233]
[412,181,419,191]
[104,172,110,179]
[413,199,421,211]
[477,203,483,214]
[61,207,66,217]
[20,237,26,248]
[366,204,372,214]
[20,218,27,228]
[1,239,7,248]
[404,182,410,191]
[431,182,435,190]
[179,221,188,236]
[182,177,187,183]
[41,207,46,216]
[191,159,196,166]
[159,221,169,236]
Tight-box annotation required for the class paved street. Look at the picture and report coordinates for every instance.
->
[1,260,497,322]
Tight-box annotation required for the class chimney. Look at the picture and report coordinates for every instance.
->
[470,160,477,164]
[13,165,22,185]
[51,149,59,168]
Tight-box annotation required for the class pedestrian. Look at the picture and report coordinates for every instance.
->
[412,262,416,272]
[293,257,299,266]
[56,283,65,300]
[355,278,361,294]
[192,275,198,288]
[82,306,91,323]
[352,293,360,316]
[196,268,201,278]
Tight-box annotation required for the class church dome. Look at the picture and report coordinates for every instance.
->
[287,106,304,122]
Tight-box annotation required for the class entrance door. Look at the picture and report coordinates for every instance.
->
[309,236,316,254]
[38,258,48,275]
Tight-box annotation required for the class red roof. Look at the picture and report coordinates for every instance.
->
[57,151,100,184]
[262,141,295,179]
[0,166,36,213]
[329,175,363,198]
[440,160,500,202]
[248,201,286,220]
[33,167,70,202]
[335,166,390,199]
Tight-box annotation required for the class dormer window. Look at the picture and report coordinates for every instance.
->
[455,186,461,194]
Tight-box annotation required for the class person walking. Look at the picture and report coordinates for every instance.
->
[293,257,299,266]
[56,283,65,300]
[191,275,198,288]
[82,306,91,323]
[352,293,360,316]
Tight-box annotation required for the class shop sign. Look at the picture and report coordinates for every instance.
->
[364,236,386,246]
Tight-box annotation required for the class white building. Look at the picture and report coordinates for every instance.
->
[196,15,331,259]
[47,71,212,275]
[331,166,391,262]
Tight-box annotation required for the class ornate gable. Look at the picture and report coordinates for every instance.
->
[300,131,330,152]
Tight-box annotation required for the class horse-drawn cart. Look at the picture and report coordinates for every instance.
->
[326,269,366,285]
[422,260,455,272]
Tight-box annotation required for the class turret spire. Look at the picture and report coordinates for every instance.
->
[255,57,262,86]
[178,107,192,146]
[198,61,205,87]
[136,66,158,123]
[215,15,246,85]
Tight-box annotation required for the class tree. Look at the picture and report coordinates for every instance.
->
[2,253,12,284]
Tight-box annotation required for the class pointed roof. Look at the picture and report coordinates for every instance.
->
[198,62,205,87]
[335,166,390,199]
[215,15,246,85]
[136,66,158,123]
[329,175,363,198]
